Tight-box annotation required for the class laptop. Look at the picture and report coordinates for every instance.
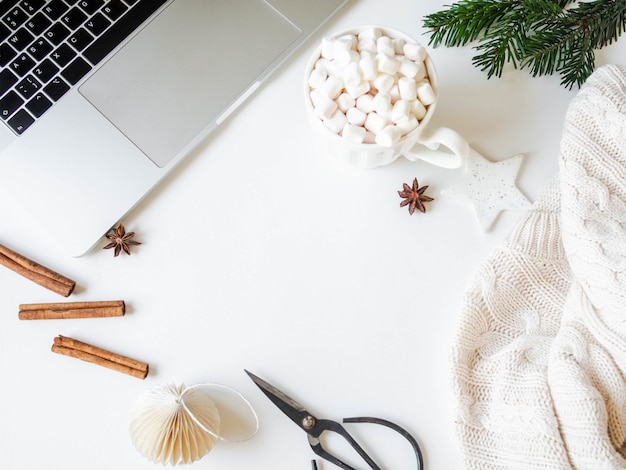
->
[0,0,347,256]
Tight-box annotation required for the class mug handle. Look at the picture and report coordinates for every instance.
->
[404,126,469,169]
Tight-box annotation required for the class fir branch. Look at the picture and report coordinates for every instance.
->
[559,37,596,88]
[471,5,528,79]
[423,0,626,88]
[521,14,596,88]
[424,0,515,47]
[570,0,626,48]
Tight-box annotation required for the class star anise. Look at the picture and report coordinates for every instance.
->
[103,223,141,256]
[398,178,434,214]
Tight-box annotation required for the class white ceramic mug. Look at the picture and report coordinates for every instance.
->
[304,26,469,170]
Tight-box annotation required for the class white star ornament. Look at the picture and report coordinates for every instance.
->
[441,148,533,231]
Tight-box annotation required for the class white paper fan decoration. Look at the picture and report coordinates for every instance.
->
[129,383,221,465]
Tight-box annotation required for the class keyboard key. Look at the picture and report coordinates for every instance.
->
[33,58,59,82]
[0,22,10,41]
[44,21,70,45]
[0,0,21,17]
[26,36,53,60]
[60,56,91,84]
[7,108,35,134]
[78,0,104,15]
[6,27,34,51]
[20,0,46,15]
[102,0,127,21]
[26,91,52,117]
[0,90,24,119]
[3,6,29,29]
[0,68,19,95]
[0,42,17,66]
[68,27,93,50]
[43,0,69,20]
[24,11,51,35]
[9,52,36,76]
[15,74,41,99]
[83,11,109,36]
[50,42,76,66]
[43,76,69,100]
[61,7,87,29]
[84,0,166,65]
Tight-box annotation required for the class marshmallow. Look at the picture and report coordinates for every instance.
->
[414,61,427,82]
[335,48,360,67]
[337,34,358,49]
[411,99,427,120]
[345,80,370,99]
[310,89,338,119]
[308,66,327,89]
[398,77,418,101]
[403,42,427,62]
[372,73,394,93]
[321,38,335,59]
[416,81,436,105]
[336,93,356,112]
[356,93,375,113]
[396,116,419,135]
[323,59,344,79]
[364,111,388,135]
[358,27,382,42]
[372,92,392,114]
[341,123,366,143]
[399,58,420,78]
[343,61,362,89]
[397,117,420,135]
[376,53,401,75]
[389,84,400,103]
[323,109,347,134]
[357,38,377,54]
[346,107,367,126]
[391,99,411,123]
[359,55,377,81]
[332,36,353,53]
[375,124,402,146]
[392,38,406,55]
[323,75,344,99]
[376,35,394,56]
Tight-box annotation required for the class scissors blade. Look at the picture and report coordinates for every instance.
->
[245,370,316,431]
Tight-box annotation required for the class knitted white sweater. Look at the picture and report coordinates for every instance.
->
[451,65,626,469]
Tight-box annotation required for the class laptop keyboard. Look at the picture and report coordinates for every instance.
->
[0,0,166,135]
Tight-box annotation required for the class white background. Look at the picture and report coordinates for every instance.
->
[1,1,624,469]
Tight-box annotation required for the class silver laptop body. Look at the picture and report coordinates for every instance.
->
[0,0,347,256]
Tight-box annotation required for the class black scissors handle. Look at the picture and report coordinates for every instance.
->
[310,417,423,470]
[307,418,382,470]
[343,417,424,470]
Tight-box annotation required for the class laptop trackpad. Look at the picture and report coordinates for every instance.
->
[80,0,300,168]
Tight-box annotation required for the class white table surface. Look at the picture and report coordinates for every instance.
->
[1,1,624,469]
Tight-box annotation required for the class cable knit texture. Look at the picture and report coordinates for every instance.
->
[451,65,626,469]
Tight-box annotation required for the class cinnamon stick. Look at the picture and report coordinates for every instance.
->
[0,244,75,297]
[19,300,125,320]
[51,335,149,379]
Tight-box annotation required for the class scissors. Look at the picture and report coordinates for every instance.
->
[245,370,424,470]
